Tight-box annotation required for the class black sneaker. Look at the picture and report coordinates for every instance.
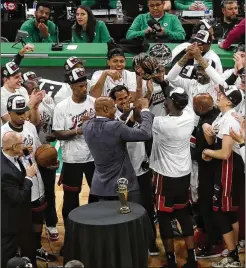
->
[36,248,57,262]
[148,242,160,256]
[196,244,223,259]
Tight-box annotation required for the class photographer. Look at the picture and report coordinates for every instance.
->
[126,0,186,41]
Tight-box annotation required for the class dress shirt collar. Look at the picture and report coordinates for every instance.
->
[96,116,108,119]
[2,150,18,164]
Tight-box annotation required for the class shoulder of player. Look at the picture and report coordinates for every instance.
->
[86,95,96,103]
[91,70,104,78]
[54,97,69,111]
[24,120,37,132]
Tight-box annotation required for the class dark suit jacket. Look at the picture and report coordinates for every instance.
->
[1,152,33,235]
[82,110,154,196]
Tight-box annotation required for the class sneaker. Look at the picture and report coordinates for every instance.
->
[36,248,57,262]
[222,241,245,257]
[148,242,160,256]
[238,240,245,254]
[196,244,223,259]
[212,256,243,267]
[46,226,59,241]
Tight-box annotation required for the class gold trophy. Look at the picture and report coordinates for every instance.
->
[117,178,131,214]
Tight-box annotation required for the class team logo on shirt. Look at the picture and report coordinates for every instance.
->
[23,134,34,147]
[40,111,51,133]
[150,91,165,106]
[69,109,95,130]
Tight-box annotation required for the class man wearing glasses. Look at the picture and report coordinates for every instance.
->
[126,0,186,41]
[1,131,37,268]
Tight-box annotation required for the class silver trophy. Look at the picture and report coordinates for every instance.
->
[117,178,131,214]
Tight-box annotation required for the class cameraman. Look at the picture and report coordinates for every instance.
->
[126,0,186,41]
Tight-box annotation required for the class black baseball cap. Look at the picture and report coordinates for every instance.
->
[2,62,21,78]
[67,68,87,85]
[168,87,189,110]
[7,95,30,113]
[219,85,242,106]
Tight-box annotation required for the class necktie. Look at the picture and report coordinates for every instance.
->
[17,158,26,176]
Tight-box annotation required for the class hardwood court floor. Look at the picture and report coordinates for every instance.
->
[39,178,245,268]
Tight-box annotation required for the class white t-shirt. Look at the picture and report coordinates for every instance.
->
[1,86,29,119]
[91,69,137,96]
[1,121,45,201]
[212,109,241,155]
[150,106,195,177]
[142,81,167,117]
[52,96,95,163]
[38,95,55,144]
[115,107,148,176]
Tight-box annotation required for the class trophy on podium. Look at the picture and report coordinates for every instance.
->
[117,178,131,214]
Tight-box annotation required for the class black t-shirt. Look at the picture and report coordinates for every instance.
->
[194,108,220,161]
[221,20,239,39]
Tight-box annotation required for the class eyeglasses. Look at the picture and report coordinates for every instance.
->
[148,3,163,8]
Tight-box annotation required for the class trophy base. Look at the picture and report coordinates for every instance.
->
[119,206,131,214]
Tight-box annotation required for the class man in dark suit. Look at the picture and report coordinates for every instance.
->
[1,131,37,268]
[82,97,154,203]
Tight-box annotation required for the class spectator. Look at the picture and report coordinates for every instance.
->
[72,5,111,43]
[174,0,212,11]
[219,18,245,49]
[20,1,56,43]
[126,0,186,41]
[220,0,239,40]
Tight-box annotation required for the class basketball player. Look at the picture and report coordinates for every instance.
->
[150,87,198,268]
[109,85,159,255]
[1,62,43,125]
[23,79,60,241]
[202,85,243,268]
[21,56,92,105]
[52,68,95,232]
[90,48,137,100]
[1,95,56,262]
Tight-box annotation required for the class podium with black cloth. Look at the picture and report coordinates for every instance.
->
[63,201,152,268]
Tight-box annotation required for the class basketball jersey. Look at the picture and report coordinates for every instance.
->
[1,121,45,201]
[52,96,95,163]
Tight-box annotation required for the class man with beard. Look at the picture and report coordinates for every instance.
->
[220,0,239,41]
[20,1,56,43]
[52,68,95,231]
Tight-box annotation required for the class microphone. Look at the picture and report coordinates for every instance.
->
[23,148,33,165]
[51,25,63,51]
[147,19,162,33]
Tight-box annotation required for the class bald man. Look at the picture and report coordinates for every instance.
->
[192,93,222,258]
[82,97,154,202]
[1,132,37,268]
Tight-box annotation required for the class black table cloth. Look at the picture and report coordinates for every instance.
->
[63,201,152,268]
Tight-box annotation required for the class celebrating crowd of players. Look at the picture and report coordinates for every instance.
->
[1,21,245,268]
